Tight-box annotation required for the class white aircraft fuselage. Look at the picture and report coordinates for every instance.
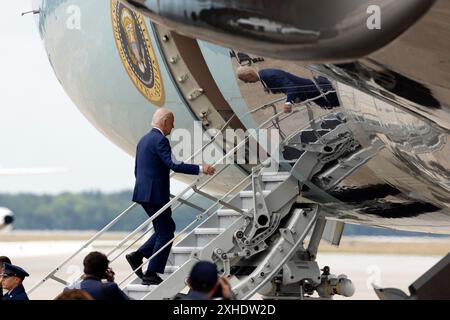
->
[31,0,450,235]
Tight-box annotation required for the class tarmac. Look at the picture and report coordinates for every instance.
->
[2,234,448,300]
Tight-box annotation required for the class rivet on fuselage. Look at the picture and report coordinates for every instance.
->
[178,74,189,83]
[188,88,204,100]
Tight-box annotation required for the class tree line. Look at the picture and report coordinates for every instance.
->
[0,191,438,236]
[0,191,202,231]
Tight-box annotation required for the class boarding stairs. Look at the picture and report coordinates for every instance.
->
[125,165,298,299]
[28,90,384,300]
[125,109,383,300]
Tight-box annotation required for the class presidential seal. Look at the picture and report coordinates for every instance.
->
[111,0,165,106]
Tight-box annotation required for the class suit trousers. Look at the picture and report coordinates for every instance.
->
[137,203,175,274]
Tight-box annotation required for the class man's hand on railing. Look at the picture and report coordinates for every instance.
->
[202,164,216,175]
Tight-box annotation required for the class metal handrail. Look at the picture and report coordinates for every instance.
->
[115,110,284,285]
[116,97,332,288]
[26,95,291,295]
[274,90,345,147]
[107,158,250,267]
[102,115,247,260]
[131,94,341,294]
[119,172,254,288]
[105,201,183,261]
[112,92,343,279]
[111,99,300,286]
[27,88,338,296]
[27,118,240,294]
[107,97,298,262]
[107,164,251,265]
[246,97,286,116]
[27,203,138,293]
[122,90,345,295]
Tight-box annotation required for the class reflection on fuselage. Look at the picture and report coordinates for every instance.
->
[33,0,450,234]
[339,82,450,196]
[231,55,450,233]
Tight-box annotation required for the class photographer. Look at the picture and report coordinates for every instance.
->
[63,251,129,300]
[183,261,234,300]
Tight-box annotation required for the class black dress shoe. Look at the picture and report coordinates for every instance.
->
[125,252,143,279]
[142,273,163,286]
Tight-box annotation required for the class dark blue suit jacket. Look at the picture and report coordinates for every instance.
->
[65,277,129,300]
[2,284,29,300]
[182,290,210,300]
[258,69,340,108]
[132,128,200,204]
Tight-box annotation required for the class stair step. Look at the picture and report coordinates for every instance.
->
[125,283,162,300]
[239,190,271,198]
[171,247,200,265]
[126,281,188,300]
[125,264,181,298]
[165,265,179,273]
[261,173,291,190]
[172,246,201,253]
[239,190,272,208]
[127,284,156,292]
[261,173,290,182]
[194,228,225,235]
[217,209,248,216]
[193,228,225,246]
[217,209,245,228]
[127,264,179,282]
[260,171,290,177]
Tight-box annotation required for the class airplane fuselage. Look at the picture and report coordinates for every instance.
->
[32,0,450,234]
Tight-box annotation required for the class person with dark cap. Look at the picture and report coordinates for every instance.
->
[184,261,233,300]
[1,263,29,300]
[64,251,129,300]
[0,256,12,299]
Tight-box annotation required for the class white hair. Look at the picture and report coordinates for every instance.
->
[236,66,259,82]
[151,108,173,127]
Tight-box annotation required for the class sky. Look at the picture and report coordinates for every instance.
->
[0,1,136,194]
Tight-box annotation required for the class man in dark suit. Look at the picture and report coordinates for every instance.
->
[126,108,215,286]
[236,67,340,111]
[64,251,129,300]
[1,263,29,300]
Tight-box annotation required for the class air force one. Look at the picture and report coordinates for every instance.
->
[29,0,450,299]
